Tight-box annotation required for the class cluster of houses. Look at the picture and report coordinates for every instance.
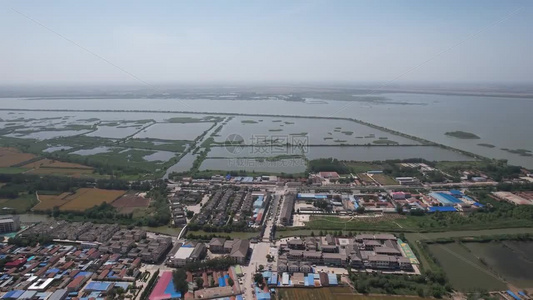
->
[277,234,414,273]
[20,221,121,243]
[170,203,188,226]
[0,242,141,298]
[208,238,250,264]
[166,238,251,268]
[192,187,268,229]
[18,221,172,264]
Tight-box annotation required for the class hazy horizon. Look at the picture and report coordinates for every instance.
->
[2,0,533,85]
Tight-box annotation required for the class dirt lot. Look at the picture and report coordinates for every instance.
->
[22,158,94,177]
[38,188,127,212]
[0,147,36,167]
[112,193,150,213]
[22,158,93,170]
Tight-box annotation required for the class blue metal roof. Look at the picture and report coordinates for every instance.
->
[507,291,521,300]
[327,274,338,285]
[46,268,60,274]
[438,192,463,203]
[85,281,112,291]
[268,275,278,285]
[428,206,457,212]
[429,206,457,212]
[10,291,24,299]
[262,271,272,278]
[75,271,92,278]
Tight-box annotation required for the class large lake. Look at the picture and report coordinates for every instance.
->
[0,93,532,168]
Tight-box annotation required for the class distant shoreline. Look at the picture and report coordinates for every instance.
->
[2,88,533,100]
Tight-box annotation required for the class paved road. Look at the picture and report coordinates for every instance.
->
[242,186,286,299]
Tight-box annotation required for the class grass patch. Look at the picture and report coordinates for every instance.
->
[166,116,223,123]
[371,173,398,185]
[0,167,27,174]
[501,148,532,157]
[478,143,496,148]
[118,139,188,152]
[343,162,383,174]
[445,131,480,139]
[306,215,408,232]
[0,194,38,213]
[372,139,399,145]
[187,230,260,239]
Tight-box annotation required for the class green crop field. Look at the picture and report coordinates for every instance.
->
[464,242,533,288]
[427,243,507,291]
[405,228,533,272]
[275,287,425,300]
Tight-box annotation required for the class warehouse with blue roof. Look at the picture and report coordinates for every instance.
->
[429,192,463,206]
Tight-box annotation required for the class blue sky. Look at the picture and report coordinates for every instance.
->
[1,0,532,84]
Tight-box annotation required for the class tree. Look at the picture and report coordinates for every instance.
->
[258,264,264,271]
[396,206,404,214]
[253,273,263,284]
[186,211,194,218]
[228,278,234,287]
[195,278,204,289]
[107,288,117,299]
[172,269,188,296]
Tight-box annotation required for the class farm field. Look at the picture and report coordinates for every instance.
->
[33,192,73,211]
[21,158,93,170]
[0,167,27,174]
[0,147,36,167]
[356,173,374,184]
[427,243,507,291]
[343,162,384,174]
[34,188,127,212]
[27,167,95,177]
[275,287,424,300]
[0,148,98,177]
[0,194,38,213]
[464,241,533,288]
[370,173,398,185]
[112,193,151,214]
[405,228,533,272]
